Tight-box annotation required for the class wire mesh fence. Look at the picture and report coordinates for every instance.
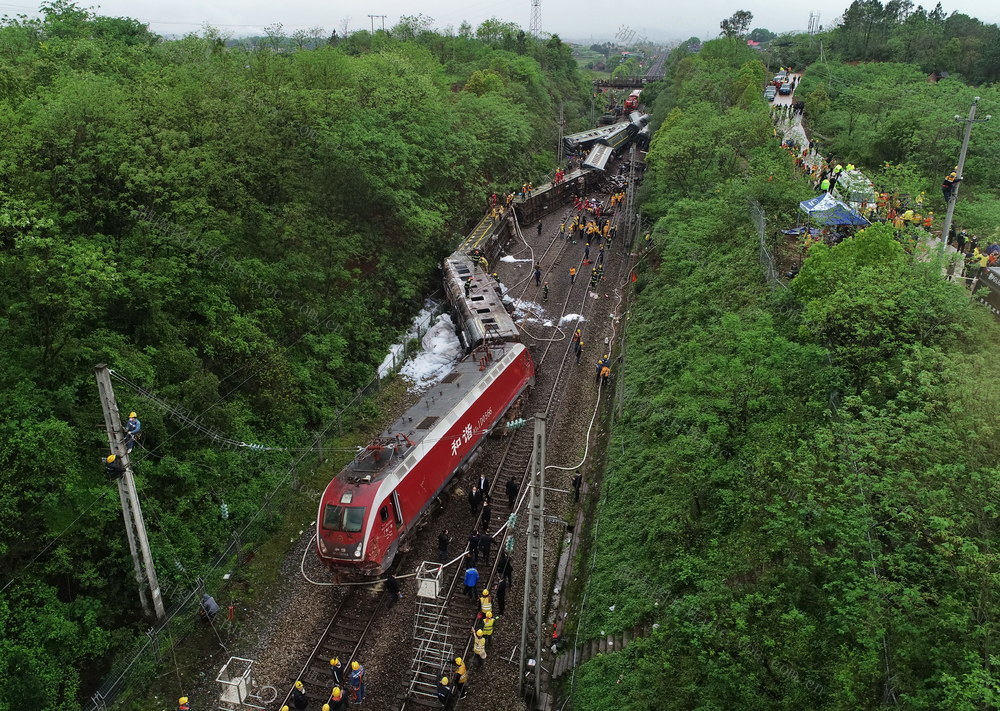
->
[748,199,786,290]
[84,296,447,711]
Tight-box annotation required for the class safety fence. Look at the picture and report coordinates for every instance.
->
[749,199,787,290]
[85,297,446,711]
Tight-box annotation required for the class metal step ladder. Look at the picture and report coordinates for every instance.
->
[407,562,455,702]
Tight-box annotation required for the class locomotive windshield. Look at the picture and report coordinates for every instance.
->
[323,504,366,533]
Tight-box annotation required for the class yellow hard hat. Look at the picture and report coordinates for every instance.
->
[179,698,188,705]
[332,688,342,699]
[282,707,289,711]
[486,611,493,619]
[323,705,330,711]
[351,661,360,670]
[330,658,339,666]
[476,629,484,637]
[106,454,116,463]
[441,677,449,685]
[295,681,303,690]
[129,412,137,418]
[482,589,489,596]
[455,657,463,665]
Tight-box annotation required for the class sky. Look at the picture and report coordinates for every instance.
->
[2,0,998,41]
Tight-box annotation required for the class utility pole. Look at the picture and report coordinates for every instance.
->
[367,15,386,33]
[940,96,991,247]
[519,413,545,705]
[95,365,166,620]
[622,144,639,248]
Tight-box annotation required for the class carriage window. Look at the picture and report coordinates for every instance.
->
[380,507,389,523]
[323,504,366,533]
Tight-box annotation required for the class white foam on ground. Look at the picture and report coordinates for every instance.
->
[560,314,585,324]
[377,300,439,379]
[399,313,463,392]
[500,255,533,263]
[377,343,405,378]
[510,298,545,319]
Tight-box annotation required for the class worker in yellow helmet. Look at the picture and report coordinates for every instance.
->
[125,411,141,452]
[290,681,307,711]
[347,660,365,704]
[329,657,344,687]
[454,656,469,699]
[105,454,125,480]
[328,687,348,711]
[472,627,487,668]
[481,610,496,646]
[178,697,190,711]
[436,676,453,709]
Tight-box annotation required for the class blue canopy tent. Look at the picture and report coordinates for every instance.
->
[799,193,870,226]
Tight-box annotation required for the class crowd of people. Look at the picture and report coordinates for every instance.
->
[771,99,988,275]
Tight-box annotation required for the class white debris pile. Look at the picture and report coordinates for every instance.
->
[500,255,533,263]
[399,313,463,392]
[559,314,586,325]
[508,298,546,321]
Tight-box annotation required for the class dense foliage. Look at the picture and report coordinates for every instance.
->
[0,3,587,707]
[793,62,1000,237]
[758,0,1000,86]
[573,36,1000,710]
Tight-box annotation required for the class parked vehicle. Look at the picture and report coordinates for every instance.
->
[778,82,792,95]
[764,86,777,101]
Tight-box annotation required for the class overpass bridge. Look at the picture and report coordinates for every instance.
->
[592,75,664,89]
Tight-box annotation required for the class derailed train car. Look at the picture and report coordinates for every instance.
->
[316,115,650,576]
[442,253,520,351]
[316,343,533,574]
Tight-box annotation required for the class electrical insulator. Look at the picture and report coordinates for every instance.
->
[506,418,527,430]
[220,502,230,519]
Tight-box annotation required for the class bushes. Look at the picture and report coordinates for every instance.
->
[573,36,1000,710]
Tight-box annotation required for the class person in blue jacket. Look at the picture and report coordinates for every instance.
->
[125,411,141,452]
[464,566,479,600]
[347,661,365,705]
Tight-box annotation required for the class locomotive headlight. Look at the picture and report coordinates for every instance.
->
[354,548,362,558]
[318,537,328,554]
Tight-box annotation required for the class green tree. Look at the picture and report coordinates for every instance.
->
[720,10,754,39]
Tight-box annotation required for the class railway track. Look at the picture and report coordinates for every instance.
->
[277,586,386,708]
[274,179,632,711]
[393,190,631,709]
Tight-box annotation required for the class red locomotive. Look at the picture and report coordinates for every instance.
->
[316,344,534,574]
[623,89,641,112]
